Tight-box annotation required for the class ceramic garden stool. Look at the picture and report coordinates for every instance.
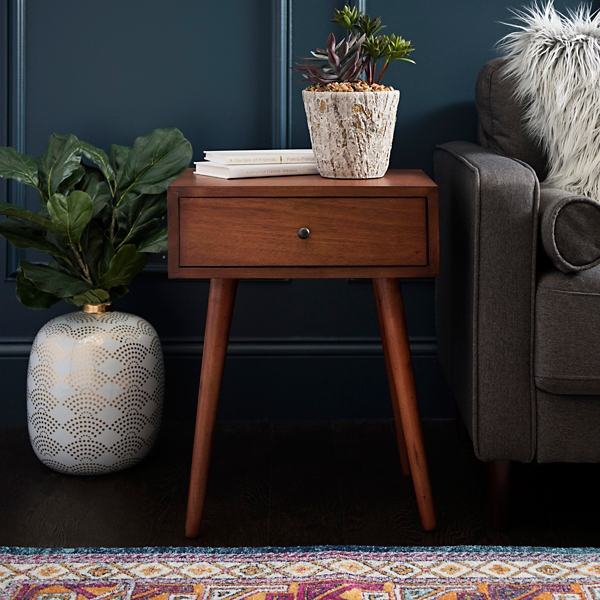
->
[27,303,164,475]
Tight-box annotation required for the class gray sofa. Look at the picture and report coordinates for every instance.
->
[434,58,600,527]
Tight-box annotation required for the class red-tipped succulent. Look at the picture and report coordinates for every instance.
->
[295,32,368,84]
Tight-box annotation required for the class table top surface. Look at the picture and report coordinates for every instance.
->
[169,169,437,197]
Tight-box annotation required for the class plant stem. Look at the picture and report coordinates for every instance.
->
[70,244,93,285]
[109,208,117,243]
[376,60,390,84]
[366,60,375,85]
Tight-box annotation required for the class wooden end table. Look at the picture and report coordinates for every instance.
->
[168,169,439,538]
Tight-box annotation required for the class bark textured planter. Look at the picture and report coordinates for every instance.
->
[303,90,400,179]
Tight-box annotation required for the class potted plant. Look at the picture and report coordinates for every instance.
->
[296,5,415,179]
[0,128,192,474]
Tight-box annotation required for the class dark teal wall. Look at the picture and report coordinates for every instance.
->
[0,0,592,426]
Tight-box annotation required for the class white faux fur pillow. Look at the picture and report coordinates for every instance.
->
[500,3,600,199]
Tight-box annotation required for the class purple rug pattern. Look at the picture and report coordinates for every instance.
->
[2,546,600,600]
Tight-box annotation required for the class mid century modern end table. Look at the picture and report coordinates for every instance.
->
[167,169,439,538]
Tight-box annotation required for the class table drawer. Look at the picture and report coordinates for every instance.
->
[178,196,428,267]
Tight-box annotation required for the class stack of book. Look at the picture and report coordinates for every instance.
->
[194,149,318,179]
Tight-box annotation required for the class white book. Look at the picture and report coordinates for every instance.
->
[203,149,315,165]
[194,162,319,179]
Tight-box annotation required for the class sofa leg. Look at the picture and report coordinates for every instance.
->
[486,460,511,531]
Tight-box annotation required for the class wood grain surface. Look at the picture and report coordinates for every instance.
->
[169,169,437,197]
[374,278,436,531]
[186,279,238,538]
[168,169,439,280]
[179,197,428,268]
[4,420,600,548]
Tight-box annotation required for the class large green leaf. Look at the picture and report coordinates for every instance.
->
[76,166,112,215]
[0,201,56,230]
[0,217,64,255]
[115,128,192,204]
[68,288,111,306]
[99,244,147,289]
[57,165,85,195]
[80,141,115,182]
[0,147,39,188]
[48,258,78,276]
[77,164,104,195]
[115,192,166,247]
[48,191,93,246]
[16,271,61,309]
[80,220,114,283]
[109,144,130,180]
[98,233,115,279]
[19,261,91,298]
[137,227,168,253]
[36,134,82,201]
[91,182,112,216]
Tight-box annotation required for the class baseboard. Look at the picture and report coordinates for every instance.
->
[0,337,451,426]
[0,336,437,359]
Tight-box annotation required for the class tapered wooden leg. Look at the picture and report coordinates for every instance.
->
[486,460,512,531]
[374,282,411,478]
[373,278,436,531]
[185,278,238,538]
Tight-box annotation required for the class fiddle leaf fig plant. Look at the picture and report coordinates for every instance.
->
[0,127,192,309]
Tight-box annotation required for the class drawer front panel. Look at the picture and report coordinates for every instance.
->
[179,197,428,267]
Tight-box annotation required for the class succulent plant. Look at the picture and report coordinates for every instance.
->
[295,32,367,84]
[296,5,415,87]
[335,6,415,85]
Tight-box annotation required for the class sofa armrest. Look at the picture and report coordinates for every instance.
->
[539,186,600,273]
[434,141,540,462]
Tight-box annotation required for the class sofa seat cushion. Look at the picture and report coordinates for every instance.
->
[535,266,600,394]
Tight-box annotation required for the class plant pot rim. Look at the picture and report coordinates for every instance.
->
[302,89,399,95]
[82,302,113,314]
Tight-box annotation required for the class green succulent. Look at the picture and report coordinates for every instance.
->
[0,128,193,309]
[328,5,415,85]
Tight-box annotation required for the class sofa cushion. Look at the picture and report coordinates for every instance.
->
[535,266,600,394]
[475,57,548,180]
[539,187,600,273]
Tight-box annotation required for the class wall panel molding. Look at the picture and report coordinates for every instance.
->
[351,0,367,13]
[271,0,293,149]
[5,0,26,280]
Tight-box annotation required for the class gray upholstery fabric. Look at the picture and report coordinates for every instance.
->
[535,265,600,395]
[434,141,539,462]
[536,390,600,462]
[539,186,600,272]
[476,57,548,181]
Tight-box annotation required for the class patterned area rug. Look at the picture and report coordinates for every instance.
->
[2,546,600,600]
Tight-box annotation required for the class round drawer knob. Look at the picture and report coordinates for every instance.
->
[297,227,311,239]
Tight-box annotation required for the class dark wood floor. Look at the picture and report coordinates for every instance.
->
[1,419,600,548]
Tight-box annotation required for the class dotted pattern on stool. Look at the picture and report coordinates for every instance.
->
[110,436,147,458]
[28,411,61,435]
[32,435,62,457]
[28,389,60,411]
